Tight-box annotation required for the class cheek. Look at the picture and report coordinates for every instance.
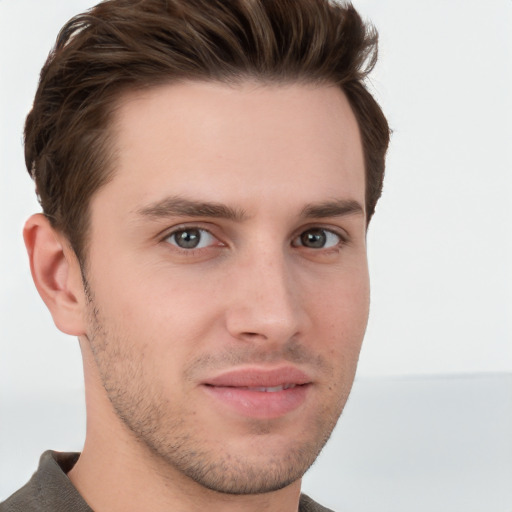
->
[310,265,370,322]
[90,263,225,362]
[308,272,370,359]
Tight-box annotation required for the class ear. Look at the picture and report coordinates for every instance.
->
[23,213,86,336]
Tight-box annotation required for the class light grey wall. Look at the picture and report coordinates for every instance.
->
[356,0,512,377]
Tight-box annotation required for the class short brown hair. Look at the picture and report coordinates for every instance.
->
[25,0,390,263]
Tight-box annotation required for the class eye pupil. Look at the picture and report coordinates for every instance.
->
[175,229,201,249]
[301,229,326,248]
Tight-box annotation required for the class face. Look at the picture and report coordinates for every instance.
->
[82,80,369,494]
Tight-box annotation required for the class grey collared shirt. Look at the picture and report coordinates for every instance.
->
[1,451,334,512]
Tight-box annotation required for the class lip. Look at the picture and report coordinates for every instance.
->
[201,366,312,419]
[205,366,311,388]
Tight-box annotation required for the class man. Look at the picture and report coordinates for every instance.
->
[1,0,389,510]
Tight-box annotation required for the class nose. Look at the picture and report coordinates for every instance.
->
[225,249,306,345]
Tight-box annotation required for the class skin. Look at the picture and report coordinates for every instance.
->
[24,80,369,512]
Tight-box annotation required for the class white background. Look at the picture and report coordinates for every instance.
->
[1,1,511,510]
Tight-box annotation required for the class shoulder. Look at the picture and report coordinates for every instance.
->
[1,477,43,512]
[0,451,90,512]
[299,493,336,512]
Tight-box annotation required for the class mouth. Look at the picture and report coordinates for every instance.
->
[201,367,312,419]
[229,383,299,392]
[204,365,311,388]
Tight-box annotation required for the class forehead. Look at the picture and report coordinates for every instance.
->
[98,80,365,216]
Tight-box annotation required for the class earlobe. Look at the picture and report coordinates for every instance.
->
[23,213,86,336]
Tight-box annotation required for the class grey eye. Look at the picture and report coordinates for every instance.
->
[295,228,341,249]
[167,228,215,249]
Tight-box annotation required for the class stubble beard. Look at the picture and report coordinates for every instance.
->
[84,289,353,495]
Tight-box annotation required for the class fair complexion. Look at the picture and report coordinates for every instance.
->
[24,81,369,512]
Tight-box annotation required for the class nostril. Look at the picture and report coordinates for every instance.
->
[241,332,265,339]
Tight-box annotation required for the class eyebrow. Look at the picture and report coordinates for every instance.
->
[300,199,364,219]
[136,196,248,222]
